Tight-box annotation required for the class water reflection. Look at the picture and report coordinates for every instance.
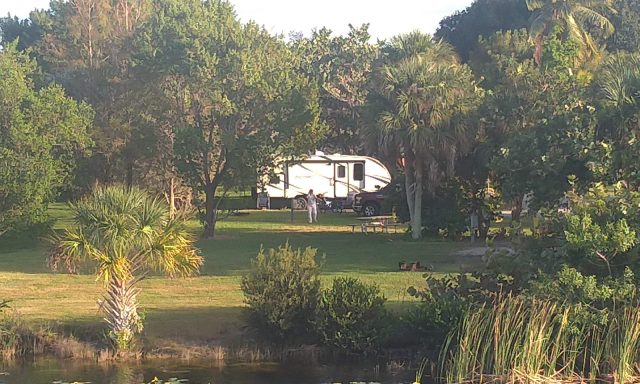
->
[0,358,416,384]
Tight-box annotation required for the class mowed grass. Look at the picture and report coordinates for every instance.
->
[0,205,484,345]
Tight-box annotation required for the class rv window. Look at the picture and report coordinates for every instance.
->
[337,165,346,178]
[353,163,364,181]
[270,174,281,184]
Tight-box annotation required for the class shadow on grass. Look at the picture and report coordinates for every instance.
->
[198,231,481,276]
[53,301,423,348]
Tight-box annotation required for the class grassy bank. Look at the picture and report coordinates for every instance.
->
[0,206,482,350]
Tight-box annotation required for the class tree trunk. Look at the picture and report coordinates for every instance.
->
[411,159,424,240]
[169,177,176,219]
[511,195,524,223]
[203,184,217,239]
[478,207,490,240]
[404,145,416,224]
[103,275,141,352]
[126,161,134,190]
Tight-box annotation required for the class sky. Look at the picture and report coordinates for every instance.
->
[0,0,474,40]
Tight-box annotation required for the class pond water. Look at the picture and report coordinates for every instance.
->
[0,358,418,384]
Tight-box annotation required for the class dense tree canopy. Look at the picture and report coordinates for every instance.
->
[134,0,324,238]
[435,0,531,61]
[1,0,640,241]
[370,32,481,239]
[526,0,615,63]
[291,25,379,154]
[0,44,92,236]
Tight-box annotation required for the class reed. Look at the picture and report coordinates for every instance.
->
[440,296,640,383]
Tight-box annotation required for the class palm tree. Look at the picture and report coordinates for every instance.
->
[595,53,640,180]
[49,186,203,351]
[373,33,480,239]
[526,0,615,64]
[597,53,640,135]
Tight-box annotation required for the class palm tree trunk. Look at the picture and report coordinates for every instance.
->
[102,274,142,351]
[404,145,416,224]
[412,159,424,240]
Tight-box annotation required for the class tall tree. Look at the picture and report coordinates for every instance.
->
[291,25,379,154]
[593,52,640,186]
[0,12,46,52]
[608,0,640,52]
[38,0,151,189]
[435,0,531,62]
[526,0,615,64]
[370,33,481,239]
[135,0,324,238]
[0,44,92,237]
[486,34,597,218]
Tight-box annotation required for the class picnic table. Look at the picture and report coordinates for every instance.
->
[348,215,403,234]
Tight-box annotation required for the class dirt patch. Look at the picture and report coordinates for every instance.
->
[455,246,513,257]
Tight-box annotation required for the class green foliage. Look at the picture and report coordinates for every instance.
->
[435,0,531,61]
[291,25,379,154]
[316,277,387,354]
[484,237,566,286]
[593,53,640,185]
[528,266,637,328]
[487,51,597,210]
[241,242,322,343]
[406,273,514,350]
[564,182,640,274]
[527,0,615,64]
[37,0,154,192]
[609,0,640,52]
[0,43,92,237]
[404,291,468,350]
[0,13,45,52]
[442,296,640,383]
[136,0,325,237]
[49,185,203,351]
[370,32,482,239]
[541,29,581,71]
[0,311,53,359]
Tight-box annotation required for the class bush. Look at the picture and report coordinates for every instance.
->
[403,294,468,351]
[527,266,638,330]
[406,273,519,351]
[316,277,388,355]
[241,242,322,343]
[0,310,53,358]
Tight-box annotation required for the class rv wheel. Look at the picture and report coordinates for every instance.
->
[362,203,379,217]
[296,197,307,210]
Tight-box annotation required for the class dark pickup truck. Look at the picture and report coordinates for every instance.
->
[352,190,386,217]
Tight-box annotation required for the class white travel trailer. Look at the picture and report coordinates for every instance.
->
[262,151,392,208]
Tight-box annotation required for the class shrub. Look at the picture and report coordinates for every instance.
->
[403,293,468,351]
[241,242,322,343]
[527,266,638,330]
[0,311,53,358]
[316,277,388,354]
[406,273,517,351]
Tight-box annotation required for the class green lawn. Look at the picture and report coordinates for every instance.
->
[0,206,484,346]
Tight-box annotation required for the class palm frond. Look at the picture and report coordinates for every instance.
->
[526,0,545,11]
[573,5,615,36]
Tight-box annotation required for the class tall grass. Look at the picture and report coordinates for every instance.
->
[440,296,640,383]
[0,311,54,358]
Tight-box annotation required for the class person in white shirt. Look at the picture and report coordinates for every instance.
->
[306,189,318,223]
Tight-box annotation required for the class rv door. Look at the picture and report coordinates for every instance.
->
[333,163,349,198]
[353,162,365,191]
